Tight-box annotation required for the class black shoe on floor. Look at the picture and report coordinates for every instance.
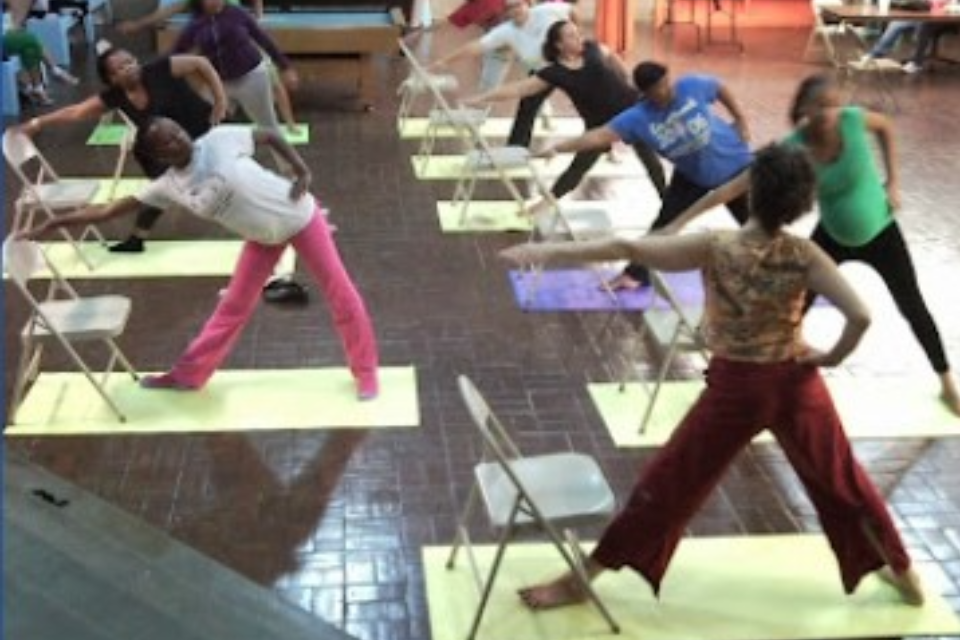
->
[262,278,309,305]
[108,236,145,253]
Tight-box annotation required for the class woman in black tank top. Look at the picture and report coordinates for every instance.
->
[19,47,227,253]
[466,20,666,212]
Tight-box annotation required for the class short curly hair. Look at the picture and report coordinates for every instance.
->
[749,143,817,234]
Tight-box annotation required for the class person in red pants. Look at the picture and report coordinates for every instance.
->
[500,143,925,609]
[22,117,380,400]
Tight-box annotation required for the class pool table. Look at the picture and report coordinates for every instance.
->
[156,9,404,109]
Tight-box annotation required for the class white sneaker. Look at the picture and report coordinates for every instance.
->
[903,61,924,74]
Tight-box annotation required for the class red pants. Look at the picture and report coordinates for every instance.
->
[592,358,910,595]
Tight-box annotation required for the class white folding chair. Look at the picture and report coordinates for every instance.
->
[804,0,847,66]
[624,270,708,434]
[396,69,460,131]
[3,237,139,425]
[3,128,106,270]
[448,375,621,640]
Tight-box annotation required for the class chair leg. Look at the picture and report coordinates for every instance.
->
[639,323,683,434]
[7,336,39,425]
[49,332,128,422]
[464,499,521,640]
[105,338,139,381]
[446,483,480,568]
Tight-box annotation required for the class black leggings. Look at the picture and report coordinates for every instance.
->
[623,170,750,284]
[808,222,949,374]
[506,80,553,148]
[551,142,667,201]
[130,143,168,234]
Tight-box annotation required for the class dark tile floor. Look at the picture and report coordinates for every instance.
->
[5,19,960,640]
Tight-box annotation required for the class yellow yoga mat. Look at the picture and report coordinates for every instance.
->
[30,240,296,279]
[589,377,960,448]
[411,154,644,181]
[398,117,584,140]
[423,535,960,640]
[436,201,647,234]
[86,123,311,146]
[4,367,419,436]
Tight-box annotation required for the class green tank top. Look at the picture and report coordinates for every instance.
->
[786,107,893,247]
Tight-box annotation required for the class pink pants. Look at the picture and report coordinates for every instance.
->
[165,209,378,389]
[592,357,910,596]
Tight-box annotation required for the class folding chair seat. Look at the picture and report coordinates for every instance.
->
[3,128,110,271]
[448,375,621,640]
[396,70,459,130]
[628,270,708,434]
[3,237,139,425]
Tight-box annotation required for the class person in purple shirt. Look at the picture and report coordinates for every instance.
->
[175,0,298,135]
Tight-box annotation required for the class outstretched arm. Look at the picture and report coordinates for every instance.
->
[19,95,107,135]
[429,40,486,70]
[864,109,900,210]
[538,125,621,157]
[252,129,312,199]
[20,197,143,239]
[464,76,550,105]
[661,171,750,234]
[799,241,871,367]
[716,81,751,143]
[117,0,188,35]
[500,233,712,273]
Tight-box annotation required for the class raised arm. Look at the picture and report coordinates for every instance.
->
[538,125,621,157]
[252,129,312,199]
[799,240,871,367]
[169,55,228,123]
[20,95,108,136]
[465,76,550,105]
[661,170,751,234]
[716,81,751,143]
[500,233,712,273]
[116,0,188,35]
[242,10,297,88]
[21,197,143,239]
[864,109,900,210]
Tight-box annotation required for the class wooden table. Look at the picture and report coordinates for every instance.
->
[821,4,960,24]
[157,8,404,109]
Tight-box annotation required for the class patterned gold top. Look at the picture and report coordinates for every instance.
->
[701,230,812,362]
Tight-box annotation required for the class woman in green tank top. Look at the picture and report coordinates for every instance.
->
[788,74,957,416]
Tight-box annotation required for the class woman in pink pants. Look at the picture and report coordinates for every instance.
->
[25,117,379,400]
[500,143,925,609]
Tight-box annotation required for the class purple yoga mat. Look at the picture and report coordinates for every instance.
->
[508,269,703,312]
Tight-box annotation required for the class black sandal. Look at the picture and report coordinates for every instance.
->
[262,278,309,305]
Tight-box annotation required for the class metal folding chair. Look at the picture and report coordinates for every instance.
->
[396,68,460,132]
[3,237,139,425]
[3,128,106,270]
[625,270,708,434]
[448,375,621,640]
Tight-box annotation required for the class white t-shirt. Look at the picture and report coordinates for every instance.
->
[479,2,573,71]
[137,126,315,245]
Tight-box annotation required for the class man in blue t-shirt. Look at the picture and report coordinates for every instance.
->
[539,61,754,290]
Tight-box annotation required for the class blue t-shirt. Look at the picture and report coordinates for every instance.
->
[608,75,752,188]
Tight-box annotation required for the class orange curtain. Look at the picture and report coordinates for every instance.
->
[595,0,635,53]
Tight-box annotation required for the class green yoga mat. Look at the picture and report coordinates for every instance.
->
[86,123,311,146]
[411,154,644,181]
[398,117,584,139]
[29,240,296,279]
[589,377,959,448]
[4,367,419,436]
[423,535,960,640]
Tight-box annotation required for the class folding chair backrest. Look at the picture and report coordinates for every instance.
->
[457,375,523,463]
[3,128,60,190]
[2,236,46,288]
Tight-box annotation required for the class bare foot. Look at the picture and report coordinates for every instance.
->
[518,573,588,610]
[878,566,925,606]
[601,273,645,293]
[939,373,960,416]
